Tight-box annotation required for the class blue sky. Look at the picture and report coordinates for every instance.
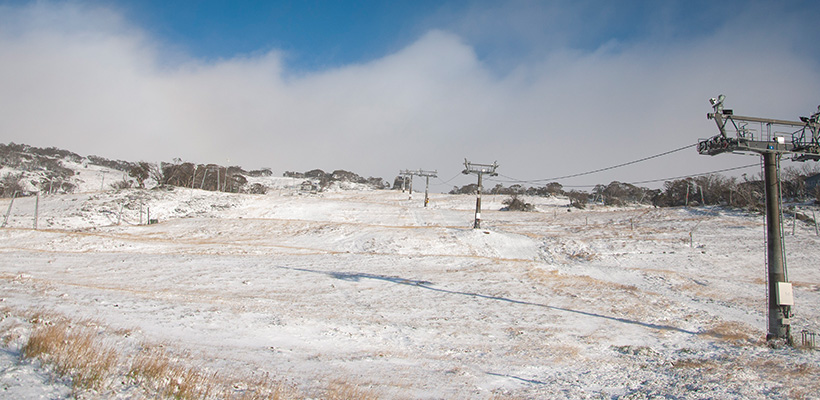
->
[127,0,439,71]
[1,0,819,189]
[108,0,820,71]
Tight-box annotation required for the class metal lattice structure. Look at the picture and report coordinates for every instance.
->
[699,95,820,159]
[698,95,820,343]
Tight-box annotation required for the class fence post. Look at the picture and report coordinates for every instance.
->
[34,192,40,230]
[2,191,17,228]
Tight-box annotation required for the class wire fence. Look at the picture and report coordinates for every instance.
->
[801,330,817,349]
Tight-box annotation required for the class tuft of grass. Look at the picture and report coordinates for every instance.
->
[11,308,363,399]
[127,345,214,399]
[702,321,759,344]
[322,380,380,400]
[127,346,296,399]
[21,321,119,391]
[232,373,294,400]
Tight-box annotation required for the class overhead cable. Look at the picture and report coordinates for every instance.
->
[495,143,698,184]
[555,163,760,188]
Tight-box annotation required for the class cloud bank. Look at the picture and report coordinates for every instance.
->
[1,2,818,189]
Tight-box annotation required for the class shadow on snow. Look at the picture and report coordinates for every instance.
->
[277,266,699,336]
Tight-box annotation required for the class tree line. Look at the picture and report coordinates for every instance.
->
[449,164,820,210]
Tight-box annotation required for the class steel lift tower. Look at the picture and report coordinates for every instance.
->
[462,159,498,229]
[399,169,438,207]
[699,95,820,343]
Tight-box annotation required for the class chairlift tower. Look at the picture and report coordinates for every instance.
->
[698,95,820,343]
[462,159,498,229]
[400,169,438,206]
[417,170,437,207]
[399,170,414,195]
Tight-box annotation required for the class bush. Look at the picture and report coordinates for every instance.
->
[247,183,268,194]
[567,190,588,209]
[111,179,133,190]
[247,168,273,177]
[450,183,479,195]
[1,173,25,197]
[502,195,534,211]
[129,162,152,188]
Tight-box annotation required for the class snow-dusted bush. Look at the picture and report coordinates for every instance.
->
[502,195,534,211]
[1,173,25,197]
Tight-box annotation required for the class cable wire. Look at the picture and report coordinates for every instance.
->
[552,163,760,188]
[434,172,463,186]
[494,143,698,184]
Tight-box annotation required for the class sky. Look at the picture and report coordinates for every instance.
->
[1,0,819,191]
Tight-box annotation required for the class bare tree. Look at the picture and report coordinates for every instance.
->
[1,173,25,197]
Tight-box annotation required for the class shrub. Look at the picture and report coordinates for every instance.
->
[111,179,133,190]
[1,173,25,197]
[450,183,479,195]
[22,321,119,391]
[247,183,268,194]
[129,162,152,188]
[502,195,534,211]
[567,190,588,209]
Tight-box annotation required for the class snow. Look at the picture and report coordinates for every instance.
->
[1,186,820,399]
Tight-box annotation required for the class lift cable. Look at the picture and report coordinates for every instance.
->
[492,143,697,184]
[434,172,463,186]
[542,163,760,188]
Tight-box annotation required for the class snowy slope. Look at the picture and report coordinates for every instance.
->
[1,187,819,399]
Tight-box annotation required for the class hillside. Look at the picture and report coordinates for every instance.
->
[1,145,820,399]
[1,184,820,398]
[0,143,386,197]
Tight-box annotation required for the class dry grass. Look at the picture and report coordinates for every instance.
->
[21,320,119,391]
[127,344,299,400]
[127,346,215,399]
[701,321,760,344]
[6,307,301,399]
[321,380,380,400]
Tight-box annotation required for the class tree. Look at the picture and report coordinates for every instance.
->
[129,163,151,188]
[567,190,588,209]
[1,173,25,197]
[545,182,564,196]
[450,183,478,195]
[502,195,534,211]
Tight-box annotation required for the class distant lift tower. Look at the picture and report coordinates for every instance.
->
[399,170,413,194]
[400,169,438,206]
[462,159,498,229]
[699,95,820,343]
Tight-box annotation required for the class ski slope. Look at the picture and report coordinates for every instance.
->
[1,186,819,399]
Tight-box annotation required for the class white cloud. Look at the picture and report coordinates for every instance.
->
[1,2,818,189]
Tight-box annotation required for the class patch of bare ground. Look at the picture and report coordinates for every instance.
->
[701,321,761,345]
[526,268,677,323]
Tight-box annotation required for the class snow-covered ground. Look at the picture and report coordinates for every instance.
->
[1,187,819,399]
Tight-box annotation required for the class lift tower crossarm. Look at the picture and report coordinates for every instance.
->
[709,113,805,129]
[702,96,820,160]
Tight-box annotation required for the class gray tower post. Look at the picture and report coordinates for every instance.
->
[462,160,498,229]
[763,152,790,341]
[424,175,432,207]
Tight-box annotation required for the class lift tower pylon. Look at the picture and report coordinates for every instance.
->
[400,169,438,207]
[698,95,820,343]
[462,159,498,229]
